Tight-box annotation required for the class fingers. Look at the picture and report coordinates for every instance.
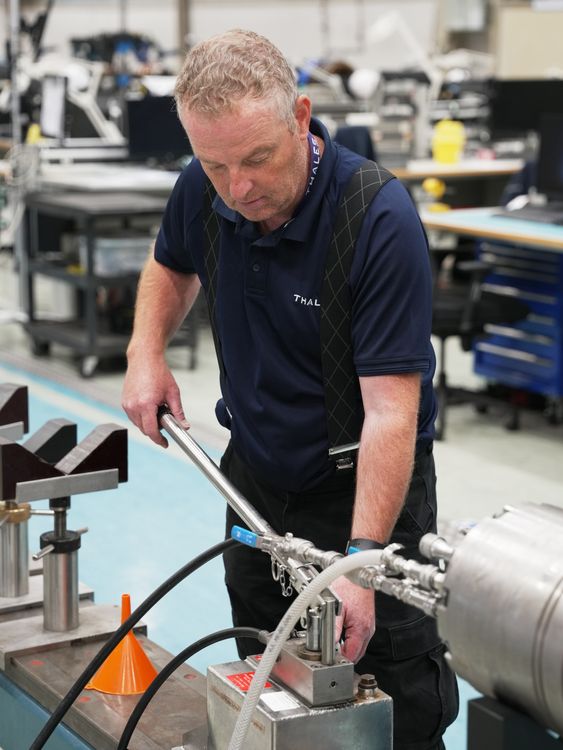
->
[340,626,372,664]
[122,365,187,448]
[141,407,169,448]
[166,390,190,430]
[122,396,168,447]
[330,578,376,663]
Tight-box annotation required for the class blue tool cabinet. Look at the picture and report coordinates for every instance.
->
[474,241,563,398]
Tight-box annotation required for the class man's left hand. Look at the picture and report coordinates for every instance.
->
[331,576,375,663]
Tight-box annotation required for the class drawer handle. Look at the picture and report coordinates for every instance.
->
[476,342,552,367]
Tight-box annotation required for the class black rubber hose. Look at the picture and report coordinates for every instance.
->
[29,538,237,750]
[117,626,267,750]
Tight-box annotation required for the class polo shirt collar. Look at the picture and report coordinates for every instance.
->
[211,117,335,245]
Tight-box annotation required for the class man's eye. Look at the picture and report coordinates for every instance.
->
[209,164,226,172]
[246,156,268,166]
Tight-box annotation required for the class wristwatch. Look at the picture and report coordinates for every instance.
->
[346,537,386,555]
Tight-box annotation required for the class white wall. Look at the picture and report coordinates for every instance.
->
[495,6,563,78]
[190,0,438,70]
[13,0,179,56]
[7,0,439,74]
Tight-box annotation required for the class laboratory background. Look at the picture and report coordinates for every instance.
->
[0,1,562,749]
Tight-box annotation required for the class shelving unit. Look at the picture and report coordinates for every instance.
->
[23,190,198,377]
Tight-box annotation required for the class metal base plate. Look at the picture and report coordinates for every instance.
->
[0,602,143,669]
[0,575,93,616]
[4,625,208,750]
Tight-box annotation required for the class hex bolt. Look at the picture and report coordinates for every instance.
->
[358,673,378,690]
[357,673,378,700]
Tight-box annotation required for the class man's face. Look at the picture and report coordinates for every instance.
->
[180,95,311,230]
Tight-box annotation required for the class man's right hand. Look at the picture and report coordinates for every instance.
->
[122,354,189,448]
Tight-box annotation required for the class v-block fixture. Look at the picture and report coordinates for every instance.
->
[0,389,127,631]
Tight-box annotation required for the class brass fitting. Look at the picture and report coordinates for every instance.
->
[0,501,31,524]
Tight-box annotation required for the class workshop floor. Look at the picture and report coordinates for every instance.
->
[0,307,562,750]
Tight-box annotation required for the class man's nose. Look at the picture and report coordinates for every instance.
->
[229,171,253,201]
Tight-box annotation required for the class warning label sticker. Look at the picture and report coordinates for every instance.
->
[260,691,300,712]
[226,671,272,692]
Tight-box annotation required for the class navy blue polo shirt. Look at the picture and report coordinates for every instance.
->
[155,118,437,492]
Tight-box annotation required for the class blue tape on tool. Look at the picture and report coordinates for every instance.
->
[231,526,259,547]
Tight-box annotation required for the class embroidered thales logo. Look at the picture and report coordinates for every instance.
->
[293,294,320,307]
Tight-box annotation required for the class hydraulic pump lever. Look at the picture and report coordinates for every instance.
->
[158,408,342,665]
[158,407,275,537]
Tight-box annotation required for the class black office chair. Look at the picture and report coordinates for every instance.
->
[432,255,530,440]
[334,125,377,161]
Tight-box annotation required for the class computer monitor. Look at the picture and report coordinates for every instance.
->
[536,114,563,201]
[489,79,563,138]
[40,75,67,140]
[126,96,192,164]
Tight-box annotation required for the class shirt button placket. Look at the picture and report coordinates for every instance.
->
[247,253,267,294]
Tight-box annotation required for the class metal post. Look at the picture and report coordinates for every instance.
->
[178,0,191,51]
[8,0,32,320]
[119,0,127,32]
[43,548,79,631]
[0,508,29,597]
[9,0,21,150]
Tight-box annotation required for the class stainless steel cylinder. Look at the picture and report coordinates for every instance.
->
[43,549,79,631]
[0,506,30,598]
[437,503,563,734]
[306,608,322,651]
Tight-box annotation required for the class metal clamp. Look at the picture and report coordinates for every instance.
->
[15,469,119,503]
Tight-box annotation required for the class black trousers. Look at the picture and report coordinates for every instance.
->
[220,441,459,750]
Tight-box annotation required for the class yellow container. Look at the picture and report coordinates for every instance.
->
[432,119,465,164]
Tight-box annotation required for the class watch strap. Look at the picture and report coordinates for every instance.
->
[346,538,386,555]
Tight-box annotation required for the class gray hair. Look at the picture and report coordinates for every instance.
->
[174,29,298,129]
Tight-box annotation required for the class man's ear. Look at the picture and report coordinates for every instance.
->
[294,95,312,139]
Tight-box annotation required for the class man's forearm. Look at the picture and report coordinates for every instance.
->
[351,374,420,543]
[127,255,201,360]
[334,374,421,662]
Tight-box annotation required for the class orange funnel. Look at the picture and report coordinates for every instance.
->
[86,594,158,695]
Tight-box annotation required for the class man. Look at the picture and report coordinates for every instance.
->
[122,29,458,749]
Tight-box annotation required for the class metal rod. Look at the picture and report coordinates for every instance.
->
[0,517,29,596]
[159,411,275,536]
[33,544,54,561]
[54,508,66,538]
[321,594,337,665]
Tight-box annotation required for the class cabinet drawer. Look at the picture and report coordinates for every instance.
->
[475,241,563,395]
[475,342,557,393]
